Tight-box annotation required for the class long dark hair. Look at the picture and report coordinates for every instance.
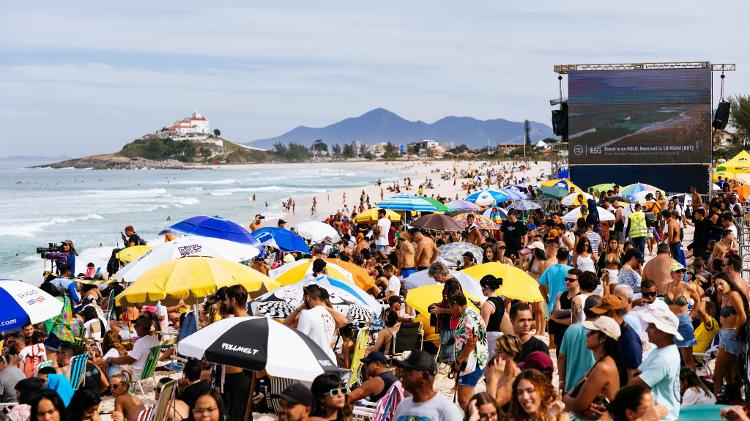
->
[30,390,66,419]
[310,373,351,421]
[591,331,627,388]
[607,383,650,421]
[679,367,712,397]
[715,271,749,340]
[464,392,502,421]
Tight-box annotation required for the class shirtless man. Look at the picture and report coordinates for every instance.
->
[412,228,438,270]
[111,373,145,421]
[690,185,703,211]
[353,233,369,256]
[398,230,417,278]
[641,243,675,295]
[465,213,485,246]
[711,229,738,262]
[666,210,683,265]
[249,214,264,232]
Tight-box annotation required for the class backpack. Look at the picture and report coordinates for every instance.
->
[23,345,44,377]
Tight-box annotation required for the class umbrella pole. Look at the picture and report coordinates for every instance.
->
[244,371,256,421]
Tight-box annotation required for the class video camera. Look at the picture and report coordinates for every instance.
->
[36,243,67,262]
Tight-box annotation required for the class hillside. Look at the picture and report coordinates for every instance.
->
[246,108,555,149]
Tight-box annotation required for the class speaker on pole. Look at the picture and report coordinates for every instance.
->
[713,101,730,130]
[552,103,568,137]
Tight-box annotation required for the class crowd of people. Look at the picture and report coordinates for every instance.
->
[2,165,750,421]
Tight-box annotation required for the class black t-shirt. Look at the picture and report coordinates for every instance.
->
[501,220,527,256]
[179,380,212,409]
[515,336,550,363]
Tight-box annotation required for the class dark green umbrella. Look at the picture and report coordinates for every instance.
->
[538,185,568,200]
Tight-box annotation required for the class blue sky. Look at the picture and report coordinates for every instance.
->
[2,0,749,156]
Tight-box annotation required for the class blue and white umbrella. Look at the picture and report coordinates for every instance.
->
[171,215,261,247]
[465,189,510,206]
[482,207,508,221]
[253,227,311,253]
[377,195,439,212]
[499,188,527,201]
[0,280,63,332]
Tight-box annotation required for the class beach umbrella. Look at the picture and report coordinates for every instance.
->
[540,178,584,194]
[352,208,401,224]
[537,185,568,200]
[465,189,510,206]
[0,280,64,332]
[438,242,484,266]
[250,276,381,324]
[115,236,263,282]
[411,214,463,231]
[419,196,450,213]
[499,188,527,201]
[269,258,354,286]
[170,215,261,246]
[252,227,310,253]
[403,269,484,299]
[445,200,481,212]
[376,195,440,212]
[177,316,345,382]
[481,207,508,222]
[461,262,544,302]
[116,256,278,306]
[405,285,480,317]
[561,206,615,223]
[453,213,499,230]
[560,192,593,207]
[115,245,152,264]
[620,183,664,200]
[734,185,750,200]
[294,221,341,243]
[322,258,377,291]
[508,200,541,211]
[668,193,691,208]
[588,183,617,196]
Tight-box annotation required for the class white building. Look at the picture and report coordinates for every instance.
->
[168,112,210,135]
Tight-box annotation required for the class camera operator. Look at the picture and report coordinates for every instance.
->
[49,264,81,305]
[121,225,147,247]
[60,240,77,275]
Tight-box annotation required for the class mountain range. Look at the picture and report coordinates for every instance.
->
[245,108,555,149]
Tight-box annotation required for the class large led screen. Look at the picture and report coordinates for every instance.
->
[568,68,711,165]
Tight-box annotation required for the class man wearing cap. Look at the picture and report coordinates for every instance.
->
[249,214,265,232]
[392,350,463,420]
[500,210,527,258]
[591,295,642,381]
[274,383,314,421]
[277,219,287,228]
[348,352,398,403]
[642,243,674,295]
[460,251,477,269]
[558,295,600,393]
[388,296,415,323]
[121,225,147,246]
[631,308,683,421]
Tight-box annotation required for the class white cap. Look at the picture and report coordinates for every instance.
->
[640,308,683,340]
[526,241,545,251]
[582,315,622,340]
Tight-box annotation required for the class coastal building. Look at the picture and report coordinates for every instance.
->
[168,112,210,135]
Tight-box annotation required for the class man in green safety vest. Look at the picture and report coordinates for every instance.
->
[626,203,649,257]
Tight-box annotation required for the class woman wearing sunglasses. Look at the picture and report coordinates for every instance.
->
[310,374,351,421]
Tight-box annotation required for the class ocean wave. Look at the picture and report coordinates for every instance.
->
[0,214,105,238]
[209,191,233,196]
[169,179,236,185]
[82,188,167,197]
[175,198,200,206]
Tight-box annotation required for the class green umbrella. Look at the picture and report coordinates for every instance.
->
[419,196,450,213]
[537,185,568,200]
[588,183,616,195]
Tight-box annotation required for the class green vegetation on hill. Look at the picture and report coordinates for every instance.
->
[119,137,196,161]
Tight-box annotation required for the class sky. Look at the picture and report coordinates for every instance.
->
[2,1,749,157]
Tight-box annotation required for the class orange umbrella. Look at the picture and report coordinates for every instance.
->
[733,185,750,200]
[323,258,376,291]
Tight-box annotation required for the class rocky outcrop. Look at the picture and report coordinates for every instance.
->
[40,154,187,170]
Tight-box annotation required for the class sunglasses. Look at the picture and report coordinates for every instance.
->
[325,386,350,397]
[642,291,657,297]
[565,277,578,282]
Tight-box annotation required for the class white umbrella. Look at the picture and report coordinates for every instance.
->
[560,192,593,207]
[562,206,615,223]
[0,280,63,332]
[403,269,485,301]
[294,221,341,243]
[115,236,262,282]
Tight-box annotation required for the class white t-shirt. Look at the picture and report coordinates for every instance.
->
[386,275,401,295]
[127,334,160,372]
[18,344,47,364]
[297,306,336,362]
[376,217,391,246]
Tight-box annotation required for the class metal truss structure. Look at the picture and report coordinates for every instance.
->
[553,61,735,73]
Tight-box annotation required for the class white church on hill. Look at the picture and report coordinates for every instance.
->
[168,111,210,135]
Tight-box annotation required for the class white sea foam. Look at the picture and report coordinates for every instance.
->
[0,214,105,238]
[169,179,236,185]
[176,198,200,206]
[209,191,233,196]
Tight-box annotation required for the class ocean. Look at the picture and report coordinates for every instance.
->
[0,163,398,283]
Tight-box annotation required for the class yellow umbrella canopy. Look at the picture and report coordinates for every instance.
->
[405,284,480,318]
[540,178,584,195]
[461,262,543,302]
[270,258,355,286]
[353,208,402,224]
[116,256,279,306]
[115,245,153,264]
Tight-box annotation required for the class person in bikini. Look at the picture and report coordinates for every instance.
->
[663,263,701,370]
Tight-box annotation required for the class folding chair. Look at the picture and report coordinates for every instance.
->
[347,326,370,389]
[392,322,424,355]
[134,345,162,396]
[68,353,89,390]
[104,289,116,321]
[352,400,378,420]
[34,360,54,375]
[694,334,720,377]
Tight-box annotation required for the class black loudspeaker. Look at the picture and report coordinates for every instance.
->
[713,101,730,130]
[552,103,568,136]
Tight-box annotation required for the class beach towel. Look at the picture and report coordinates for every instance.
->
[373,380,404,421]
[46,373,74,407]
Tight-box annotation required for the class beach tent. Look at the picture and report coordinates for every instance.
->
[717,150,750,173]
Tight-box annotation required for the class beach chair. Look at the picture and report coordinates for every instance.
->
[347,326,370,389]
[392,322,423,355]
[34,360,54,375]
[135,378,178,421]
[104,289,116,321]
[352,400,378,420]
[68,353,89,390]
[134,345,162,396]
[694,335,721,377]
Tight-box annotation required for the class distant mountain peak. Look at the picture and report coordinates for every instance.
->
[247,109,553,149]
